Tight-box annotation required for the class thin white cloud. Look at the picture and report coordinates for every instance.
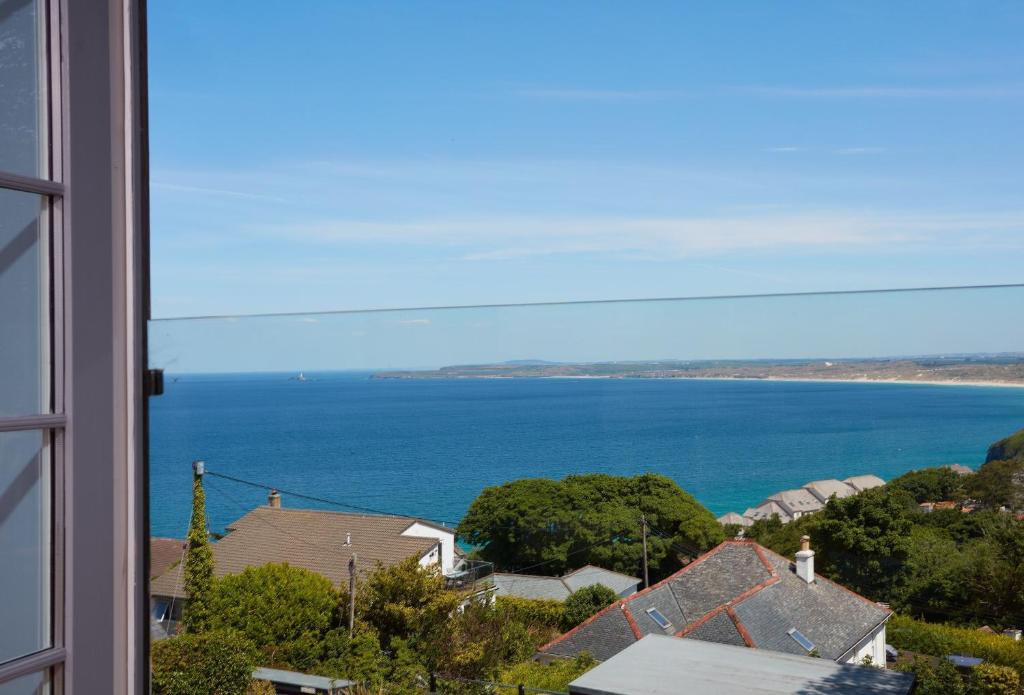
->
[298,317,320,323]
[397,318,431,326]
[736,85,1024,99]
[765,146,802,153]
[516,88,688,102]
[834,147,886,155]
[252,211,1024,263]
[152,181,287,202]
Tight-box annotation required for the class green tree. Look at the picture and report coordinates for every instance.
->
[970,663,1020,695]
[208,563,339,669]
[358,557,460,652]
[968,459,1024,510]
[812,487,916,601]
[183,473,214,632]
[895,657,966,695]
[563,584,618,628]
[152,630,257,695]
[459,473,723,581]
[890,467,965,503]
[986,427,1024,463]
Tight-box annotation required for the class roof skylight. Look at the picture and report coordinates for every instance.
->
[788,627,816,652]
[646,607,673,631]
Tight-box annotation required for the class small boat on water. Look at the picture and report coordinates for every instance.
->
[290,372,308,382]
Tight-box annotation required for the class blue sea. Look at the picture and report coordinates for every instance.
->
[148,373,1024,537]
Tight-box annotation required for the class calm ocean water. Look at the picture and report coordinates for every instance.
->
[148,373,1024,537]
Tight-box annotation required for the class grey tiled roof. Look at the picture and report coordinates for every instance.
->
[768,488,825,516]
[563,565,641,595]
[493,565,640,602]
[843,475,885,492]
[803,479,858,503]
[540,541,891,665]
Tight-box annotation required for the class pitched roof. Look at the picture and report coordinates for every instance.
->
[567,635,915,695]
[843,475,885,492]
[151,506,443,598]
[743,500,792,523]
[767,488,824,515]
[540,541,891,664]
[150,537,187,580]
[716,512,752,527]
[493,565,641,601]
[803,479,858,503]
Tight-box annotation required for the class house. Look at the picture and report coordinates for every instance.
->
[492,566,641,602]
[743,500,792,524]
[723,474,887,527]
[716,512,752,528]
[766,488,824,519]
[150,490,469,613]
[566,635,915,695]
[540,538,891,668]
[252,667,354,694]
[803,479,859,504]
[843,475,886,492]
[149,537,188,639]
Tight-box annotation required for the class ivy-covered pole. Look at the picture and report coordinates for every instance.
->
[182,460,214,632]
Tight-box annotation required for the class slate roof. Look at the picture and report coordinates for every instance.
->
[716,512,753,527]
[843,475,885,492]
[743,500,792,523]
[767,488,824,516]
[151,506,444,598]
[540,540,891,664]
[803,479,858,504]
[493,565,640,601]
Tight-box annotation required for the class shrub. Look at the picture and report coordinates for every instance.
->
[970,663,1020,695]
[888,615,1024,676]
[895,657,966,695]
[563,585,618,629]
[495,595,565,632]
[500,653,597,691]
[208,563,339,668]
[246,681,275,695]
[152,630,257,695]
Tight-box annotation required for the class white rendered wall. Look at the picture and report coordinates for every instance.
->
[402,522,456,574]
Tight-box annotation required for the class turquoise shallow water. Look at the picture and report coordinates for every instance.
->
[148,373,1024,537]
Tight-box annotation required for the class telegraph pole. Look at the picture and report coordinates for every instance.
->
[641,515,649,589]
[348,553,357,637]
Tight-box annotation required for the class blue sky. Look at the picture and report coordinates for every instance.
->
[147,2,1024,368]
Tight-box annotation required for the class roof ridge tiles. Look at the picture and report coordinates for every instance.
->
[622,605,643,640]
[726,605,756,647]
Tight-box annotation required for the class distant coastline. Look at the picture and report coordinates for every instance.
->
[373,354,1024,388]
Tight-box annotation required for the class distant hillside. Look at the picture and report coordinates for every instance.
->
[374,354,1024,386]
[987,427,1024,463]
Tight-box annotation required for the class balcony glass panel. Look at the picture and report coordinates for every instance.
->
[0,0,48,178]
[0,187,48,417]
[0,429,51,665]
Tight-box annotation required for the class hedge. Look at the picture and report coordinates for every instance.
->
[152,630,257,695]
[495,595,566,631]
[888,615,1024,676]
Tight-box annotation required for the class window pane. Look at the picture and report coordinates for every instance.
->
[0,0,48,178]
[0,430,51,664]
[0,187,48,417]
[0,669,49,695]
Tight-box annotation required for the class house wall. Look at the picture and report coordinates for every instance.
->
[402,522,456,574]
[619,584,640,598]
[843,623,887,667]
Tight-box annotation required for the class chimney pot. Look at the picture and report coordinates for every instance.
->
[345,532,351,546]
[267,489,281,508]
[795,536,815,583]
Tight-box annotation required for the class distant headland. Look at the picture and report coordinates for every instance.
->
[373,353,1024,387]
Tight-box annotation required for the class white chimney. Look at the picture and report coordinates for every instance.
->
[1004,629,1022,641]
[795,535,815,583]
[344,532,351,546]
[267,489,281,508]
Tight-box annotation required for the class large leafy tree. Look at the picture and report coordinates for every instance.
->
[889,467,965,504]
[183,474,214,632]
[812,487,916,602]
[458,473,723,581]
[207,563,339,669]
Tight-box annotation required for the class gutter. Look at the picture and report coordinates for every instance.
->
[835,612,892,664]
